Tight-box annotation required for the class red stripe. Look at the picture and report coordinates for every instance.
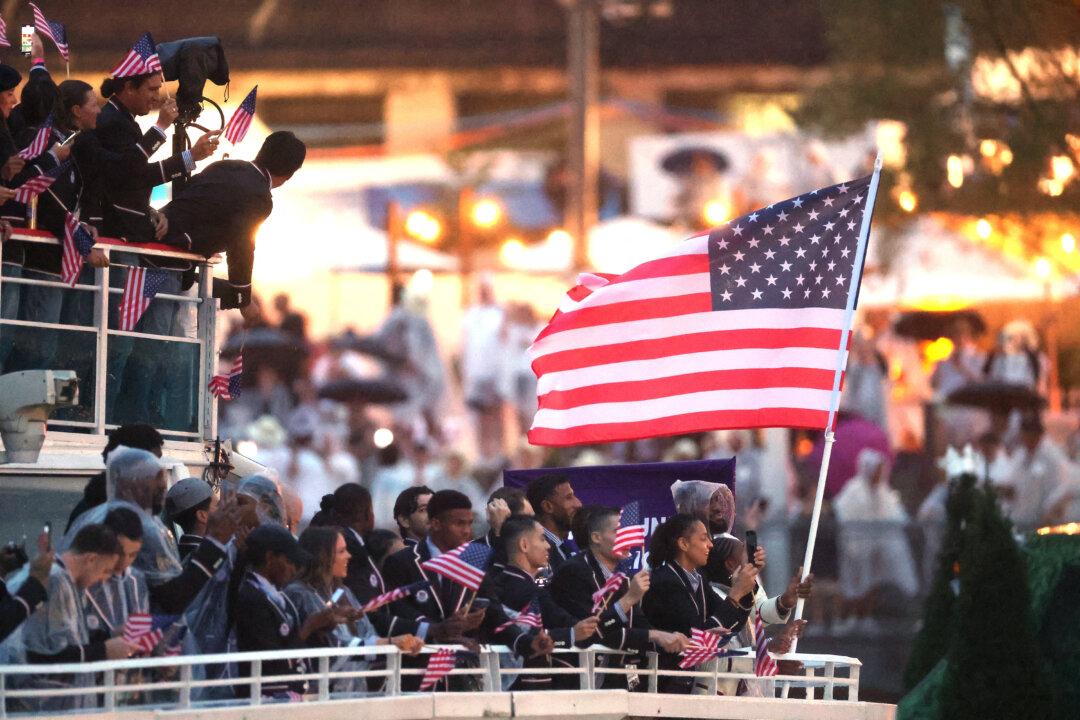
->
[528,407,829,447]
[537,292,713,341]
[533,326,842,375]
[538,367,836,411]
[613,252,708,284]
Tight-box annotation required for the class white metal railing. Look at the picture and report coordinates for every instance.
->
[0,230,221,442]
[0,643,862,717]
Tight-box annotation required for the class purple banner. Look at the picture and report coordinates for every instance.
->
[504,459,735,539]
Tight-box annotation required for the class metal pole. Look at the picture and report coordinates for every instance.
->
[1044,281,1061,412]
[567,0,600,271]
[458,186,475,306]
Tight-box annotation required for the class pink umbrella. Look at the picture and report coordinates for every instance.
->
[802,412,893,499]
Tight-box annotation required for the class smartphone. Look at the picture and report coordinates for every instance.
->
[43,522,52,551]
[745,530,758,567]
[329,588,345,606]
[20,26,33,58]
[470,597,491,610]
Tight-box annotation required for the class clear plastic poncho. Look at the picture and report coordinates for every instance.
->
[670,478,736,534]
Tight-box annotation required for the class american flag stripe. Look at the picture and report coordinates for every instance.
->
[528,175,877,447]
[110,33,160,78]
[16,119,52,161]
[61,213,93,286]
[421,542,493,592]
[223,86,257,144]
[120,267,149,331]
[30,3,67,60]
[754,611,778,677]
[208,354,244,400]
[359,580,427,613]
[590,571,626,613]
[612,502,646,555]
[418,648,456,691]
[0,18,9,48]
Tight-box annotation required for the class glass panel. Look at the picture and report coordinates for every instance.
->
[0,477,84,549]
[106,333,200,433]
[0,321,98,423]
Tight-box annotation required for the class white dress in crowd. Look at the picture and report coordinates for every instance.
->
[833,449,919,599]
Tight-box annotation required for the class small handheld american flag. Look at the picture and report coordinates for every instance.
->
[421,541,493,592]
[222,86,257,145]
[30,3,67,61]
[753,610,778,677]
[0,17,10,48]
[678,627,722,669]
[61,212,95,286]
[418,647,456,691]
[122,613,179,654]
[17,115,53,161]
[12,161,69,204]
[495,598,544,632]
[359,580,430,614]
[589,560,632,613]
[118,266,170,332]
[208,354,244,400]
[111,32,161,78]
[612,501,646,556]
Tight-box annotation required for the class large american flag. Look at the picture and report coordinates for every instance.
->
[208,354,244,400]
[17,115,53,161]
[12,161,69,203]
[29,3,67,61]
[122,613,179,654]
[61,212,94,286]
[359,579,430,614]
[612,501,646,555]
[528,175,877,446]
[753,610,778,677]
[418,647,457,691]
[421,541,493,592]
[222,86,257,144]
[118,266,170,332]
[111,32,161,78]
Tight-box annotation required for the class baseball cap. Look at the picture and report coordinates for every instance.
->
[245,523,311,568]
[164,478,213,519]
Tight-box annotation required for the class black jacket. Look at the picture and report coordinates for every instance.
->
[177,533,203,563]
[340,526,418,637]
[482,563,587,690]
[541,529,577,575]
[549,551,652,653]
[233,571,307,697]
[641,562,751,689]
[93,96,187,250]
[146,536,227,615]
[161,159,273,309]
[65,472,106,533]
[0,576,46,643]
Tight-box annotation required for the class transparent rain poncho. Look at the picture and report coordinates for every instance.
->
[670,478,736,535]
[62,448,183,587]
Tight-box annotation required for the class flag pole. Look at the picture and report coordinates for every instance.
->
[787,154,883,657]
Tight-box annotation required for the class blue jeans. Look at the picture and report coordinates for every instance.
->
[106,256,193,430]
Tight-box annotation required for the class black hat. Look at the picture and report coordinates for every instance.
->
[0,65,22,93]
[245,523,310,568]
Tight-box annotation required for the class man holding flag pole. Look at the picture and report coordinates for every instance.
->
[528,155,884,676]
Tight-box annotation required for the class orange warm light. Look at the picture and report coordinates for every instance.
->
[924,337,955,364]
[1036,523,1080,536]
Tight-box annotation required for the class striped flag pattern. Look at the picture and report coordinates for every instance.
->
[122,613,179,654]
[495,598,544,633]
[222,86,257,144]
[0,17,9,48]
[111,32,161,78]
[61,212,94,286]
[612,501,646,555]
[208,353,244,400]
[17,115,53,161]
[590,569,627,614]
[527,176,876,446]
[29,3,67,60]
[359,580,430,614]
[678,627,721,669]
[12,161,68,204]
[421,541,493,592]
[753,610,778,677]
[418,647,456,691]
[118,266,169,332]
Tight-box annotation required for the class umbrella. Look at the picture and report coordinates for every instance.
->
[802,412,892,500]
[316,378,409,405]
[660,147,730,175]
[221,327,305,358]
[946,382,1045,413]
[331,331,406,365]
[892,309,986,341]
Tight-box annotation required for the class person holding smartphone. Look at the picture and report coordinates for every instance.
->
[284,526,422,696]
[0,529,53,643]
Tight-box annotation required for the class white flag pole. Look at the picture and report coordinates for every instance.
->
[786,154,883,658]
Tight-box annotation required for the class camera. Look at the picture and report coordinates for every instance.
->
[156,37,230,125]
[0,370,79,464]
